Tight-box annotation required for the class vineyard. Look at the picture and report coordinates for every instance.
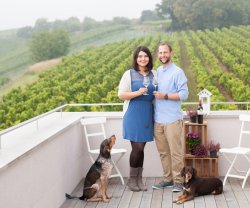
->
[0,25,249,130]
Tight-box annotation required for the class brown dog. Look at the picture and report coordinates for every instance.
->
[65,135,116,202]
[174,166,223,204]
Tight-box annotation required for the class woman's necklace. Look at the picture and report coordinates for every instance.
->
[138,70,149,76]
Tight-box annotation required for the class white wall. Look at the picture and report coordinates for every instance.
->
[207,115,250,176]
[0,122,87,208]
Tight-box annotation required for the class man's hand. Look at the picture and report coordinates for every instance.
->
[153,91,165,100]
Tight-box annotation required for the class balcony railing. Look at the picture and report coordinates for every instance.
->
[0,102,249,149]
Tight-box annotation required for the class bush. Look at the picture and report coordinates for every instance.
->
[29,30,70,62]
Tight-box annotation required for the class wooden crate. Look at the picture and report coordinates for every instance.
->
[185,155,218,177]
[184,121,219,177]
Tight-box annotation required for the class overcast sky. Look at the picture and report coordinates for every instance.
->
[0,0,161,31]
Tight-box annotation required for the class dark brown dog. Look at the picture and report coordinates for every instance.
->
[65,135,116,202]
[174,166,223,204]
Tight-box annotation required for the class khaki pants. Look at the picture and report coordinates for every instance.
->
[154,120,184,184]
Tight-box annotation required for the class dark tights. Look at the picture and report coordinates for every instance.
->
[130,141,146,168]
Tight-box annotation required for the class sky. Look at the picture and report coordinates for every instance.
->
[0,0,161,31]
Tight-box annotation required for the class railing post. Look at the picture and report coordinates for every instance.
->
[0,135,1,149]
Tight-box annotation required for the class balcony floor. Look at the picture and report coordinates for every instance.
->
[60,177,250,208]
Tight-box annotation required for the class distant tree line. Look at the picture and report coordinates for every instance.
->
[15,0,250,62]
[155,0,250,30]
[16,16,132,38]
[16,16,135,62]
[16,0,250,37]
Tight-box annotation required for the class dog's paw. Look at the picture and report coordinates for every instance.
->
[173,199,177,203]
[102,198,110,203]
[106,194,112,199]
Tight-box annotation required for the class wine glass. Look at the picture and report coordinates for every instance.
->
[143,76,150,95]
[152,77,158,91]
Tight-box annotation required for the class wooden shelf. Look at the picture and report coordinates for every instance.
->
[184,120,208,126]
[184,121,218,177]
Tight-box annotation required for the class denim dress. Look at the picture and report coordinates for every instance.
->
[123,69,155,142]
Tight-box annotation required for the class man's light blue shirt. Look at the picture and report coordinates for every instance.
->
[154,62,189,124]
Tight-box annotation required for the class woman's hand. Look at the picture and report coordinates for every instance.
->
[138,87,148,95]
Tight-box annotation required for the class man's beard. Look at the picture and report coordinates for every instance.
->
[159,57,171,64]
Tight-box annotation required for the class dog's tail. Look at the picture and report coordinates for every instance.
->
[65,193,85,200]
[65,184,98,201]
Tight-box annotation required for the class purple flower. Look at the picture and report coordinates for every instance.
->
[186,132,201,151]
[186,110,198,116]
[187,132,199,139]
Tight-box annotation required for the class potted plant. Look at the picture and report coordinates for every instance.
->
[206,141,221,158]
[186,132,200,153]
[191,144,208,157]
[186,110,198,123]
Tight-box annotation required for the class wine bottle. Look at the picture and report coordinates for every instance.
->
[197,99,203,124]
[197,100,203,115]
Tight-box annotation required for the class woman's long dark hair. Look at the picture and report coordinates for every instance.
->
[132,46,153,72]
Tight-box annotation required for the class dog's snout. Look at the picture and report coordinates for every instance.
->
[111,135,116,145]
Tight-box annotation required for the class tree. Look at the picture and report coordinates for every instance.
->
[65,17,81,32]
[82,17,99,31]
[156,0,250,30]
[52,20,65,30]
[112,17,131,25]
[140,10,161,22]
[17,26,33,38]
[29,30,70,62]
[155,0,173,19]
[39,17,82,33]
[34,18,51,32]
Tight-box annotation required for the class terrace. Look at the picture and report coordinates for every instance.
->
[0,103,250,208]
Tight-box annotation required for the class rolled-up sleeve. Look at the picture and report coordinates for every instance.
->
[177,71,189,101]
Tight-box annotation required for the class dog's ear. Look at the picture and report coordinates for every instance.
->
[181,167,185,177]
[100,139,109,153]
[192,167,197,175]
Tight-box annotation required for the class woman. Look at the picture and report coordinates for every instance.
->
[118,46,156,191]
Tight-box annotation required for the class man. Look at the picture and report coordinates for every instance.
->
[152,42,189,192]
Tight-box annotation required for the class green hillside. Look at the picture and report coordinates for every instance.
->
[0,30,30,79]
[0,25,250,130]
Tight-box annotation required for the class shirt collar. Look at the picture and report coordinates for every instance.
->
[162,62,173,72]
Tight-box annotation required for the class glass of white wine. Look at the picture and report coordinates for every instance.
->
[143,76,150,95]
[152,77,158,91]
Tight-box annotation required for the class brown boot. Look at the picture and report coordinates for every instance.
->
[138,167,147,191]
[127,167,140,192]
